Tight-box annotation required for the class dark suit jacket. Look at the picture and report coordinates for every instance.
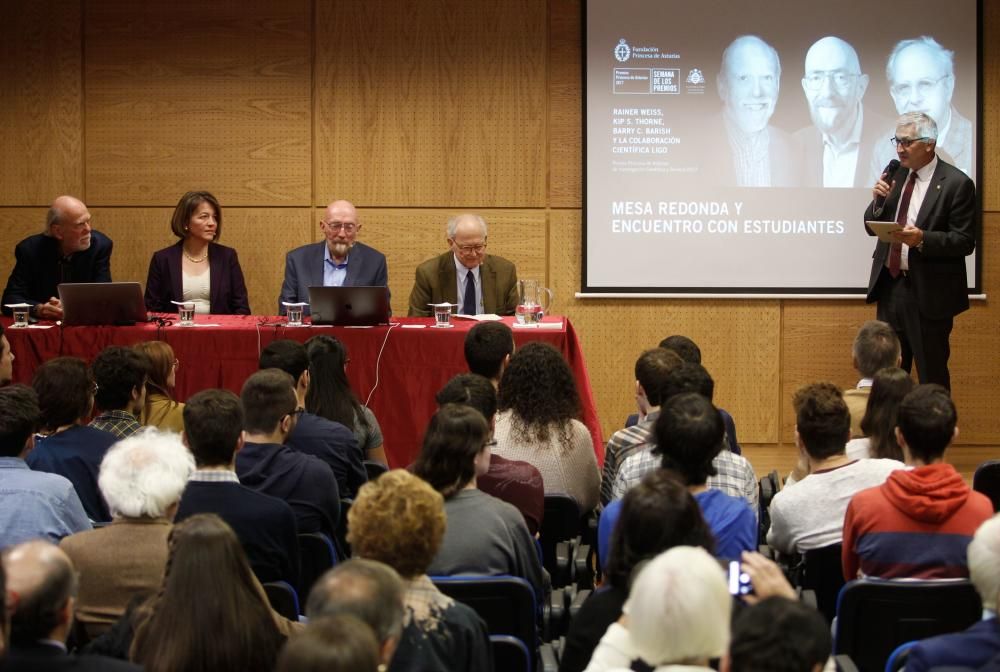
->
[287,411,366,499]
[144,241,250,314]
[863,158,977,319]
[794,109,892,188]
[278,241,388,314]
[0,642,141,671]
[1,231,113,316]
[905,618,1000,672]
[407,252,518,316]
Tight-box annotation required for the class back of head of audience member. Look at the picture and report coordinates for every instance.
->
[464,321,515,382]
[182,389,245,468]
[259,339,310,390]
[98,427,194,519]
[792,382,850,461]
[658,361,715,404]
[413,404,491,498]
[852,320,901,378]
[91,345,149,413]
[435,373,498,424]
[347,470,445,580]
[241,369,298,436]
[605,470,716,591]
[133,340,178,398]
[655,392,724,486]
[306,559,405,666]
[860,367,914,461]
[634,348,684,407]
[968,514,1000,612]
[303,335,364,429]
[659,335,702,364]
[498,341,581,445]
[131,513,283,671]
[3,540,78,647]
[0,385,40,459]
[276,614,380,672]
[895,384,957,465]
[625,546,731,666]
[725,597,831,672]
[31,357,93,432]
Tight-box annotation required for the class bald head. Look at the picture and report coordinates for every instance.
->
[46,195,92,256]
[802,36,868,138]
[3,541,77,645]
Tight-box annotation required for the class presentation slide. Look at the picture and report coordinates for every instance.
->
[584,0,980,295]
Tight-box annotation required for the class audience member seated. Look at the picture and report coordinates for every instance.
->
[407,213,518,317]
[610,363,758,513]
[347,470,492,672]
[305,559,406,671]
[130,514,287,672]
[724,597,832,672]
[436,373,543,535]
[905,513,1000,672]
[843,385,993,580]
[767,383,902,556]
[237,369,341,538]
[1,195,112,321]
[845,367,914,461]
[59,428,193,640]
[0,322,14,386]
[305,335,386,466]
[144,190,251,315]
[132,341,185,434]
[1,540,139,671]
[494,342,600,512]
[600,393,756,561]
[275,614,380,672]
[175,389,300,587]
[601,348,683,507]
[414,404,544,598]
[464,321,515,387]
[560,470,716,672]
[278,199,389,315]
[583,546,730,672]
[843,320,901,439]
[0,385,90,548]
[261,339,364,496]
[27,358,116,522]
[88,346,148,439]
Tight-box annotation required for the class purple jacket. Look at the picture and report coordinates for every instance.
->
[144,241,250,314]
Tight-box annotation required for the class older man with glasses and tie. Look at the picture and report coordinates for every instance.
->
[407,213,519,317]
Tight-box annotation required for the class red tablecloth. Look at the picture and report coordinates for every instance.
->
[4,315,603,468]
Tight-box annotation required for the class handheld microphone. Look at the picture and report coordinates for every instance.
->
[875,159,900,210]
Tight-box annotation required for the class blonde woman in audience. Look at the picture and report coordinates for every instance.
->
[133,341,184,434]
[494,341,600,512]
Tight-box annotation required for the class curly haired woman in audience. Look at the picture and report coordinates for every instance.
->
[304,335,386,465]
[132,341,184,434]
[495,341,600,512]
[347,470,492,672]
[130,514,286,672]
[848,367,915,461]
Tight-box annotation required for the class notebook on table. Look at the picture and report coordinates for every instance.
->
[58,282,149,326]
[308,286,390,326]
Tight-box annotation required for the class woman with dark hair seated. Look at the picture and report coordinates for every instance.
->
[129,514,288,672]
[304,335,386,465]
[847,367,915,461]
[558,470,716,672]
[413,404,544,599]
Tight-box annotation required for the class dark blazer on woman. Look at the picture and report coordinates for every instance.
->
[144,241,250,314]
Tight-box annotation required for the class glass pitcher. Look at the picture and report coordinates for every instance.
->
[515,279,553,324]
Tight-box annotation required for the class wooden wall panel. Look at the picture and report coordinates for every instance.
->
[315,0,547,208]
[548,0,583,208]
[0,210,48,290]
[84,0,311,206]
[0,0,83,204]
[358,208,547,317]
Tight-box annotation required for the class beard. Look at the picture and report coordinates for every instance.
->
[329,240,353,259]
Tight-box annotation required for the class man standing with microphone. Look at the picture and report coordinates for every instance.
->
[864,111,976,389]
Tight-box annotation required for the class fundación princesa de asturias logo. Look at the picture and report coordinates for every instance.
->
[614,39,631,62]
[686,69,705,85]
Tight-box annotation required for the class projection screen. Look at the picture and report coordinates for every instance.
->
[583,0,981,296]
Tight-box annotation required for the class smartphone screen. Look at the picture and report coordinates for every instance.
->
[728,560,753,596]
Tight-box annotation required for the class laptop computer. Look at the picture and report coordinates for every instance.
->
[308,286,390,326]
[58,282,149,326]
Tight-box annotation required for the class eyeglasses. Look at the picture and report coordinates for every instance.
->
[284,408,305,421]
[484,438,498,448]
[890,75,949,99]
[890,136,929,148]
[89,381,99,395]
[172,359,180,369]
[802,70,858,91]
[322,221,357,233]
[452,241,487,254]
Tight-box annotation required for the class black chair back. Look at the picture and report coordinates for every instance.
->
[973,460,1000,512]
[834,579,982,672]
[299,532,338,598]
[263,580,300,621]
[491,634,532,672]
[801,543,845,624]
[363,460,388,481]
[540,494,581,583]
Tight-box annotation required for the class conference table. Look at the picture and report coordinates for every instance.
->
[4,315,604,469]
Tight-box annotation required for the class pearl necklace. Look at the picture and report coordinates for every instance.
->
[183,250,207,263]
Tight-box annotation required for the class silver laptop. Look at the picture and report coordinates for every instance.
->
[58,282,149,326]
[308,286,390,326]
